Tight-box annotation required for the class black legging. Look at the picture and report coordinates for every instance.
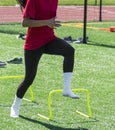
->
[16,37,75,98]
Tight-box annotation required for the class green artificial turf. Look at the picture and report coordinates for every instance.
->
[0,22,115,130]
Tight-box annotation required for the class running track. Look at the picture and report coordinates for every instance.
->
[0,6,115,23]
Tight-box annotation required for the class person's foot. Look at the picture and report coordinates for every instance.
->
[63,90,80,99]
[10,106,19,118]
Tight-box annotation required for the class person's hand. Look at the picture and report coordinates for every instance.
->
[47,17,61,28]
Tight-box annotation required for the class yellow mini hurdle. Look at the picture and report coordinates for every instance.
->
[0,76,92,120]
[37,89,92,120]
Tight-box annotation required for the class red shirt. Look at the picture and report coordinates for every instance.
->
[23,0,58,50]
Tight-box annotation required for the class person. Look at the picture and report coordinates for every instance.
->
[10,0,80,118]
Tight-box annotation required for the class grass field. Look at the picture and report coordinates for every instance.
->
[0,0,115,6]
[0,22,115,130]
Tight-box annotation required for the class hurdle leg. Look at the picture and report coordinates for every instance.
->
[73,89,92,118]
[37,89,63,120]
[23,86,35,102]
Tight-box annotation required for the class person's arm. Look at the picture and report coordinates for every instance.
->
[22,17,61,28]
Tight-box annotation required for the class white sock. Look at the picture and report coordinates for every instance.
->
[10,95,22,118]
[12,95,22,108]
[63,72,80,99]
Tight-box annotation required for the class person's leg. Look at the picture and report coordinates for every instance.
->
[10,48,43,117]
[44,38,80,99]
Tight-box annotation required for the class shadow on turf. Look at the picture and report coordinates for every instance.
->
[87,41,115,49]
[20,115,89,130]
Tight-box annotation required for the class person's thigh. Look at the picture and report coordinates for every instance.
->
[24,47,44,78]
[44,37,74,56]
